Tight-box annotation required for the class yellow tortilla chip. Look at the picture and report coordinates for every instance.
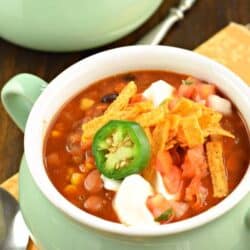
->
[199,107,222,129]
[178,116,204,148]
[167,114,181,140]
[203,127,235,138]
[81,113,116,141]
[172,98,202,117]
[105,81,137,114]
[120,100,153,120]
[165,139,177,150]
[206,141,228,198]
[152,120,170,155]
[135,105,166,127]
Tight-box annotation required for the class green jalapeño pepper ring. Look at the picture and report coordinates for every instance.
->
[92,120,151,180]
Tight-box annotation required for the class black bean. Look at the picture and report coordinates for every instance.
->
[122,73,136,82]
[101,92,118,103]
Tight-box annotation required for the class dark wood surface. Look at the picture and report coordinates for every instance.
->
[0,0,250,183]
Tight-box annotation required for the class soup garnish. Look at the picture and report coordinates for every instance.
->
[44,71,250,226]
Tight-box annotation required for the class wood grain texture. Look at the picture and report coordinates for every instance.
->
[0,0,250,183]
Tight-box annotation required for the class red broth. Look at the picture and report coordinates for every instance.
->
[44,71,250,223]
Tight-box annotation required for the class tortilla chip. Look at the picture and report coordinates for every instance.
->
[172,98,202,117]
[178,116,204,148]
[152,120,170,155]
[135,105,166,127]
[81,113,116,141]
[165,139,177,150]
[120,100,153,119]
[105,81,137,114]
[203,127,235,138]
[199,107,222,129]
[206,141,228,198]
[167,114,181,140]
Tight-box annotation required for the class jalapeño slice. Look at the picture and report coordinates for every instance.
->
[92,120,151,180]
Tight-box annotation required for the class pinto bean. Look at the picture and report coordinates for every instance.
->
[84,169,103,193]
[84,196,104,213]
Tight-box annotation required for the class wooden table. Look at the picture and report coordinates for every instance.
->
[0,0,250,183]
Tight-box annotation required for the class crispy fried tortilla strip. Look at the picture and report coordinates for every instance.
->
[81,113,117,141]
[120,100,153,120]
[206,141,228,198]
[135,105,166,127]
[105,81,137,114]
[167,114,181,140]
[165,139,177,150]
[199,107,222,129]
[172,98,202,117]
[203,127,235,138]
[178,116,204,148]
[152,120,170,155]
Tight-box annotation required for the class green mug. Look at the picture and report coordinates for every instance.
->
[1,46,250,250]
[0,0,162,52]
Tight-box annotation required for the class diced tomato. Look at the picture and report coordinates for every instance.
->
[178,76,216,103]
[163,166,182,194]
[185,177,208,210]
[130,94,144,103]
[182,145,208,179]
[155,151,173,175]
[147,194,173,221]
[155,151,183,194]
[195,83,216,100]
[177,84,196,98]
[170,201,189,218]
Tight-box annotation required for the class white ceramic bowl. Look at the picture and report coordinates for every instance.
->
[24,46,250,237]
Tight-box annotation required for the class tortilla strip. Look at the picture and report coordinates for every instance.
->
[178,116,204,148]
[119,100,153,120]
[152,120,170,155]
[206,141,228,198]
[135,105,166,127]
[203,127,235,138]
[105,81,137,114]
[199,107,222,129]
[172,98,202,117]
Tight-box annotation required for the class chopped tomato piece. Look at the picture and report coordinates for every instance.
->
[185,177,208,210]
[155,151,183,194]
[182,145,208,179]
[155,151,173,175]
[178,84,196,98]
[170,201,189,218]
[195,83,216,100]
[147,194,174,222]
[163,166,182,194]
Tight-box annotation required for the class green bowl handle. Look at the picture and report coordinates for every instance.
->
[1,73,48,132]
[246,207,250,230]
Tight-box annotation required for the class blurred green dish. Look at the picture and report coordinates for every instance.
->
[0,0,162,52]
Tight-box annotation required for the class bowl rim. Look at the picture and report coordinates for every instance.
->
[24,45,250,236]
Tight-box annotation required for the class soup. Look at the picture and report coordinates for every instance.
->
[44,71,250,226]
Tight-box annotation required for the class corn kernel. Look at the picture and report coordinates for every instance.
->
[80,98,95,111]
[63,184,78,196]
[51,130,61,138]
[85,162,94,171]
[70,173,85,186]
